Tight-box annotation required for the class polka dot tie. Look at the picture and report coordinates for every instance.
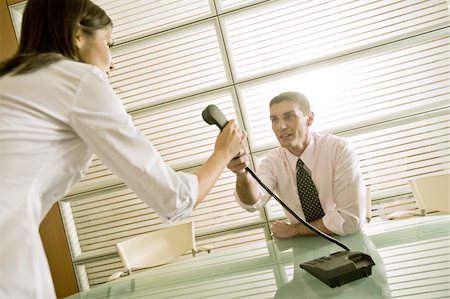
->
[296,159,324,222]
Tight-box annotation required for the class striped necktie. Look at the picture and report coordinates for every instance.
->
[296,159,324,222]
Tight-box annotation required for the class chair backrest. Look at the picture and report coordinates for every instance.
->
[116,221,196,274]
[409,173,450,214]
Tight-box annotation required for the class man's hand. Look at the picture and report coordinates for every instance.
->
[271,220,299,239]
[227,144,250,175]
[271,219,334,238]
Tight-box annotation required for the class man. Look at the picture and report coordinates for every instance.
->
[228,91,366,238]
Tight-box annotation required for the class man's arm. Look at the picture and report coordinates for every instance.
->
[235,170,261,205]
[227,145,263,205]
[271,218,334,239]
[294,139,365,236]
[323,141,366,235]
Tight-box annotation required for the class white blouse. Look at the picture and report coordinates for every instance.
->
[0,60,198,298]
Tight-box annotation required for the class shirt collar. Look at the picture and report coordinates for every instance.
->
[284,133,316,171]
[285,148,299,173]
[301,133,316,169]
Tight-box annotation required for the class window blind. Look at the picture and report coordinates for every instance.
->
[349,110,450,218]
[238,32,449,151]
[222,0,450,80]
[109,21,230,112]
[94,0,213,43]
[67,186,161,254]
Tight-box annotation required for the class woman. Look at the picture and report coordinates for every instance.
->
[0,0,244,297]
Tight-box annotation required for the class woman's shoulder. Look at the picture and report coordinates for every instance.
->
[51,60,107,81]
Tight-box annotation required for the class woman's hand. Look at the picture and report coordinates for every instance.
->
[214,120,246,162]
[194,120,246,206]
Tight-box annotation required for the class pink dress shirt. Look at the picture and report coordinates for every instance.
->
[236,132,366,235]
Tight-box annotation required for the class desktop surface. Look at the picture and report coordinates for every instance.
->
[66,215,450,299]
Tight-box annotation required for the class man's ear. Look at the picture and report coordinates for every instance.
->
[307,112,314,126]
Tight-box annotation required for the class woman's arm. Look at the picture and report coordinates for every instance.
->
[194,120,245,207]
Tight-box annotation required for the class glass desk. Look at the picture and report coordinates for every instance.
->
[66,215,450,299]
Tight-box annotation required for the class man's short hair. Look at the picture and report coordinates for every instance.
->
[269,91,311,115]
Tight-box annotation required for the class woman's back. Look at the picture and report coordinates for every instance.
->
[0,61,105,298]
[0,60,100,222]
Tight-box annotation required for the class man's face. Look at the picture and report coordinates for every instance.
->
[269,101,312,154]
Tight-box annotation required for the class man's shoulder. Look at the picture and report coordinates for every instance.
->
[265,147,287,159]
[312,132,350,148]
[258,148,286,168]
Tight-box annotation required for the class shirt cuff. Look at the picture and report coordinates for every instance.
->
[134,171,197,224]
[162,172,198,224]
[234,188,267,212]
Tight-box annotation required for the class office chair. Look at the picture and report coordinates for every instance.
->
[409,173,450,216]
[108,221,212,281]
[377,173,449,221]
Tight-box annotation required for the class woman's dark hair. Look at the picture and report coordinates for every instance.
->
[0,0,111,76]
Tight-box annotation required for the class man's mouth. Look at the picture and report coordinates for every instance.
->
[279,133,292,139]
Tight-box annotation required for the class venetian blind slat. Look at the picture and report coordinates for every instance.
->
[93,0,212,43]
[81,257,124,287]
[218,0,264,12]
